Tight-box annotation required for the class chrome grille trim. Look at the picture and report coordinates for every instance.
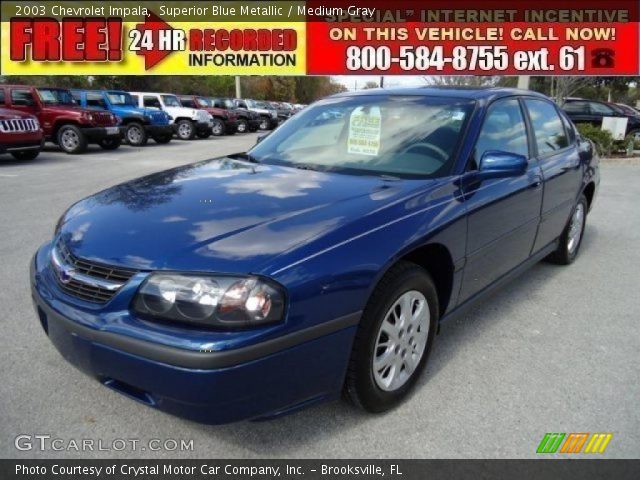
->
[51,240,138,303]
[0,118,38,133]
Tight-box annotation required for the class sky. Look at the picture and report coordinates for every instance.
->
[332,75,428,91]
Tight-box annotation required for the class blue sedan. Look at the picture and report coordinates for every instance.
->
[31,87,599,423]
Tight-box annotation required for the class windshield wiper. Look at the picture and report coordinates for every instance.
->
[291,163,320,171]
[229,152,260,163]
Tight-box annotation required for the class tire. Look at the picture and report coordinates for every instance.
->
[125,122,148,146]
[176,120,195,140]
[236,119,248,133]
[57,125,87,154]
[153,134,172,144]
[211,119,224,136]
[259,117,270,130]
[98,137,122,150]
[10,150,40,161]
[249,125,259,133]
[344,261,439,412]
[547,194,588,265]
[197,130,212,139]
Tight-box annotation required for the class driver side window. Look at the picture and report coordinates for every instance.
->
[471,98,529,170]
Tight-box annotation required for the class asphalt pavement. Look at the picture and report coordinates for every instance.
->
[0,135,638,458]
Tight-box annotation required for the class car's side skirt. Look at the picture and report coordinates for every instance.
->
[439,239,559,328]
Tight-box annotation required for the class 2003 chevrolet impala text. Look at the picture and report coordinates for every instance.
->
[31,87,599,423]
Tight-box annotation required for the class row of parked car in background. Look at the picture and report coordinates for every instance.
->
[0,83,307,160]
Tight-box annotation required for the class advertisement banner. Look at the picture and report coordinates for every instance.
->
[1,0,638,75]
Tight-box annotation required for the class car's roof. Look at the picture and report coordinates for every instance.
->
[330,86,549,101]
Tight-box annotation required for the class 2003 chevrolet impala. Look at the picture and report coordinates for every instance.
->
[31,87,599,423]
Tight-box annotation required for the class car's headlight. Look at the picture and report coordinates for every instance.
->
[133,273,286,328]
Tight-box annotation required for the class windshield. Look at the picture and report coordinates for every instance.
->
[223,99,235,109]
[249,95,474,179]
[196,97,212,107]
[37,88,76,106]
[255,101,271,109]
[162,95,182,107]
[106,92,135,106]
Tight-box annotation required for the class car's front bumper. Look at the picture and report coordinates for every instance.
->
[195,120,212,134]
[83,126,125,142]
[30,244,358,424]
[0,133,43,153]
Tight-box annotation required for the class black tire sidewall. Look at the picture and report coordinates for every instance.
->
[350,265,439,412]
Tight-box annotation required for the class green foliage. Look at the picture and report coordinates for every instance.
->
[623,133,640,150]
[576,123,614,156]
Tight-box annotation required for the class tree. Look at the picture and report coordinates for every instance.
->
[363,81,379,89]
[550,77,595,103]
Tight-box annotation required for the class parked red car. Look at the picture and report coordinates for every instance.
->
[0,85,122,154]
[0,107,44,160]
[178,95,238,136]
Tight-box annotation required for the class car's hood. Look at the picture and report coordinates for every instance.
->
[110,105,145,117]
[43,105,90,115]
[58,158,422,274]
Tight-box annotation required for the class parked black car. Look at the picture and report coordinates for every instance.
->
[269,101,295,122]
[562,98,640,140]
[211,98,260,133]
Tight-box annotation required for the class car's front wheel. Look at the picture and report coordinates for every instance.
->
[236,119,248,133]
[547,194,588,265]
[344,261,438,412]
[57,125,87,154]
[126,122,148,146]
[176,120,195,140]
[259,117,270,130]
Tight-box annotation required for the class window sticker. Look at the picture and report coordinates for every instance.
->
[348,106,381,156]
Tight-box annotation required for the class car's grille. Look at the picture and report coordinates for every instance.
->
[0,118,38,133]
[52,240,138,303]
[92,111,115,126]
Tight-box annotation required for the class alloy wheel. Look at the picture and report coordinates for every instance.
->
[61,130,79,150]
[127,125,143,144]
[373,290,430,392]
[567,203,585,254]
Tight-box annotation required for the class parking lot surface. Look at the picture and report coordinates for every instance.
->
[1,135,638,458]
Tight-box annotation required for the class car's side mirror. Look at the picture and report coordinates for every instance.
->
[479,150,528,179]
[255,132,271,144]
